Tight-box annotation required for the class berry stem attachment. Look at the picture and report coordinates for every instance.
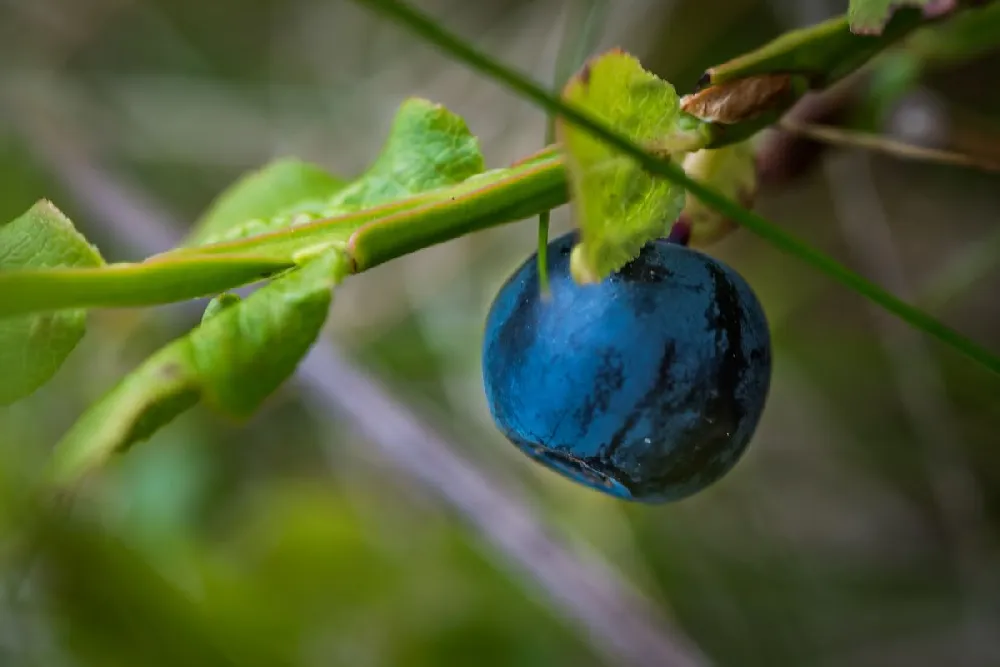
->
[666,220,692,246]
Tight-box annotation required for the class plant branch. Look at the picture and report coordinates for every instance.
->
[350,0,1000,377]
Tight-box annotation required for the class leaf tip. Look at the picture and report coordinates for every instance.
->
[399,95,438,111]
[34,198,69,218]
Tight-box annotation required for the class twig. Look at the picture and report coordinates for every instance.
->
[781,118,1000,173]
[8,104,710,667]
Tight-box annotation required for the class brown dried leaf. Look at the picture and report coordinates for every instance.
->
[680,74,794,125]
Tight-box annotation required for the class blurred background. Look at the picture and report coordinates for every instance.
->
[1,0,1000,665]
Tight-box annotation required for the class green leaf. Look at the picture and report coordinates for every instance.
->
[556,49,706,283]
[191,250,345,416]
[326,96,486,210]
[848,0,935,35]
[50,249,347,486]
[186,158,346,246]
[0,200,104,405]
[196,97,487,246]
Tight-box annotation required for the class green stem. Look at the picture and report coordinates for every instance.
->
[352,0,1000,376]
[536,210,551,297]
[0,155,569,317]
[169,154,567,268]
[0,254,292,317]
[349,156,567,269]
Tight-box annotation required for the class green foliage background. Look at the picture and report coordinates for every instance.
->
[1,0,1000,665]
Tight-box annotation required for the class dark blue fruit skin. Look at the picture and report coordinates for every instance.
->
[482,232,771,503]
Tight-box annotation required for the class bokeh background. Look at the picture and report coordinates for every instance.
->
[1,0,1000,665]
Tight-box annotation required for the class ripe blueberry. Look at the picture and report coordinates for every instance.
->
[482,232,771,502]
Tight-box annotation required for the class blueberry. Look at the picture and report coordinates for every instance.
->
[481,232,771,502]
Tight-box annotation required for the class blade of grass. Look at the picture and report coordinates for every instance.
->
[352,0,1000,376]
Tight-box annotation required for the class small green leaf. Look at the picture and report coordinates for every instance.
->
[50,249,347,486]
[191,250,346,416]
[0,200,104,405]
[326,96,486,210]
[186,158,346,246]
[48,343,201,486]
[848,0,937,35]
[556,49,706,283]
[196,98,487,245]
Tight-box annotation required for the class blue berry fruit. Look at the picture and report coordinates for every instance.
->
[482,232,771,502]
